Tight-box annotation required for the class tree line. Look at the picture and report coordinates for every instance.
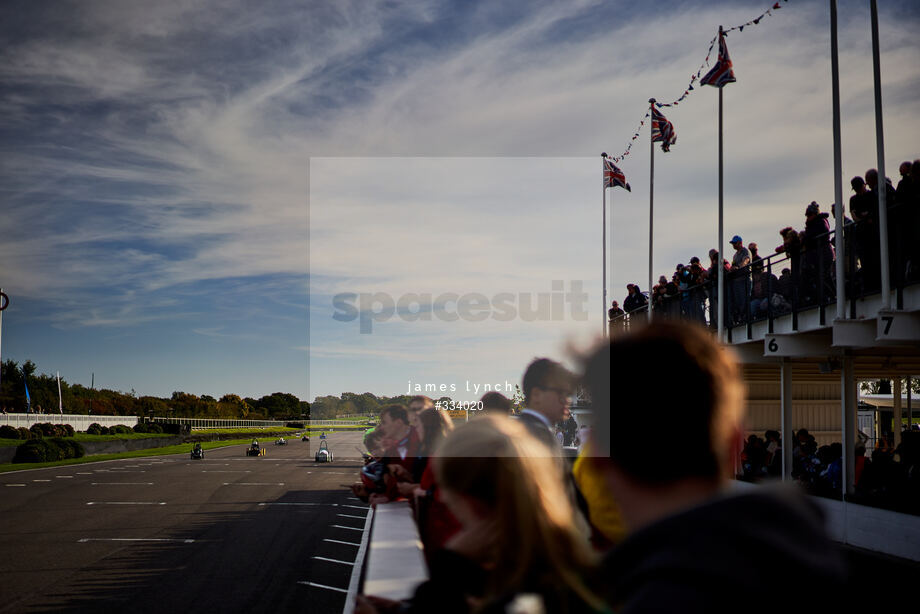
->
[0,359,309,420]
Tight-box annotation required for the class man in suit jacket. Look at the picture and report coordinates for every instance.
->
[516,357,575,452]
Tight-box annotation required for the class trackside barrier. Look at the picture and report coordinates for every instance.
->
[0,413,136,431]
[148,417,370,429]
[360,501,428,601]
[731,480,920,562]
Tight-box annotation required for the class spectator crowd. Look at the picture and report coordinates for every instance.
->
[609,160,920,330]
[352,323,853,614]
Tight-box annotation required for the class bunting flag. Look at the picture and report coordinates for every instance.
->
[650,107,676,152]
[700,30,736,87]
[603,157,631,191]
[606,0,791,161]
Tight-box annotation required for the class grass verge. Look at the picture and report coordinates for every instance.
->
[0,439,252,474]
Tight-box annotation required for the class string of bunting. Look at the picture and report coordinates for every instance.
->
[608,0,790,164]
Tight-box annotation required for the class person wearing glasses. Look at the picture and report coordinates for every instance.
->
[516,358,575,452]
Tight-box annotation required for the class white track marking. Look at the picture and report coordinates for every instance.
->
[86,502,166,505]
[201,470,251,473]
[323,538,359,546]
[5,484,26,487]
[77,538,195,543]
[341,505,368,510]
[91,482,154,486]
[313,556,354,565]
[55,475,74,479]
[222,482,284,486]
[337,514,365,519]
[331,525,363,531]
[297,582,347,593]
[32,479,50,482]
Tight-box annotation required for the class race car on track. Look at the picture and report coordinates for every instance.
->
[190,443,204,460]
[314,440,333,463]
[302,435,309,442]
[246,440,266,457]
[275,437,287,445]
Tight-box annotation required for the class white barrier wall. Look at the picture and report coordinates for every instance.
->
[0,413,137,432]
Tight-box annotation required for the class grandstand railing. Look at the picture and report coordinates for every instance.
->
[148,416,369,429]
[608,204,919,342]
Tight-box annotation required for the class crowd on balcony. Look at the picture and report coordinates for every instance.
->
[610,159,920,330]
[352,324,849,614]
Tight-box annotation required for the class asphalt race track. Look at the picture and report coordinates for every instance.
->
[0,431,370,613]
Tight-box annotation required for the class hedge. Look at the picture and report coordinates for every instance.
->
[12,438,85,463]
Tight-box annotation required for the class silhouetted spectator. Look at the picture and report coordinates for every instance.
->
[729,235,751,324]
[775,227,802,307]
[850,175,879,291]
[774,268,794,312]
[623,283,648,323]
[802,202,834,305]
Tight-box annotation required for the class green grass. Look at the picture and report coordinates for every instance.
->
[192,426,303,435]
[0,439,254,474]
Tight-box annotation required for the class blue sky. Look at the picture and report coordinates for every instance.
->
[1,0,918,402]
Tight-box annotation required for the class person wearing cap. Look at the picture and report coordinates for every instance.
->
[608,300,625,335]
[849,175,879,291]
[728,235,751,325]
[802,202,833,305]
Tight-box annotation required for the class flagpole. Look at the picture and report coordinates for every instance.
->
[717,29,725,342]
[603,168,608,338]
[831,0,845,321]
[648,98,655,324]
[870,0,890,309]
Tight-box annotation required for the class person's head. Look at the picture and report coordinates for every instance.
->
[689,256,701,266]
[899,161,911,177]
[806,201,819,218]
[479,391,513,416]
[522,358,575,422]
[765,430,780,443]
[363,429,387,456]
[416,408,453,455]
[851,175,866,192]
[709,248,719,263]
[434,417,599,606]
[379,404,410,439]
[407,395,434,427]
[731,235,743,251]
[865,168,879,189]
[912,159,920,178]
[584,322,744,485]
[627,283,636,295]
[747,242,758,255]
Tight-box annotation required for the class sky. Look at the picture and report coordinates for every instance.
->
[1,0,918,403]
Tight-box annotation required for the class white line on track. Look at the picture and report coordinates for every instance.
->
[91,483,154,486]
[258,502,322,506]
[76,472,93,475]
[313,556,354,566]
[32,479,50,482]
[297,581,347,593]
[341,505,368,510]
[337,514,365,519]
[86,502,166,505]
[5,484,26,487]
[331,524,363,531]
[78,538,195,543]
[222,482,284,486]
[323,539,359,546]
[201,470,251,473]
[55,475,74,479]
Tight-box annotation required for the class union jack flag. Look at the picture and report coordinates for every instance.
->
[604,158,631,191]
[700,31,736,88]
[650,107,676,152]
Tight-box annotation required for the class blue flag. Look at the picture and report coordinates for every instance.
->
[24,378,31,413]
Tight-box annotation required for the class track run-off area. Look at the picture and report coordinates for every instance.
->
[0,431,369,613]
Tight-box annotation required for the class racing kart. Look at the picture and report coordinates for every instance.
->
[314,440,334,463]
[275,437,287,445]
[246,440,266,457]
[190,443,204,460]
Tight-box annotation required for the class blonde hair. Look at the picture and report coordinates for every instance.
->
[433,417,600,610]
